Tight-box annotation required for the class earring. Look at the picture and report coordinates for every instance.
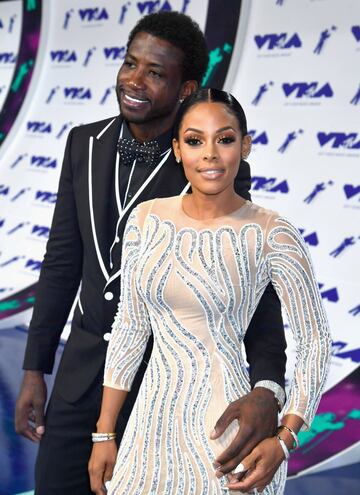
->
[176,157,181,163]
[179,98,184,103]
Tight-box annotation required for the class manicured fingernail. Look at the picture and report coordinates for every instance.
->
[210,428,217,438]
[233,463,245,474]
[36,426,45,434]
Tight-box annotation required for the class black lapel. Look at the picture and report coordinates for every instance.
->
[90,116,122,277]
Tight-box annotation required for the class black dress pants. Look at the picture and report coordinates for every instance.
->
[34,367,143,495]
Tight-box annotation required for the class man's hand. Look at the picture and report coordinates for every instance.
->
[15,370,47,442]
[226,437,285,492]
[88,441,117,495]
[211,388,278,476]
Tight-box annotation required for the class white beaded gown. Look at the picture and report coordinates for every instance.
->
[104,196,331,495]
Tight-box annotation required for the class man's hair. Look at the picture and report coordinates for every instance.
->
[127,11,209,84]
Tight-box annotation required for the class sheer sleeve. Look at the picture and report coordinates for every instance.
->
[104,206,151,391]
[264,215,332,429]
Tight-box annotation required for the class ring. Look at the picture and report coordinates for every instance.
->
[233,462,246,474]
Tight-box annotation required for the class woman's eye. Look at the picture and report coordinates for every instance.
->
[219,136,235,144]
[184,137,201,146]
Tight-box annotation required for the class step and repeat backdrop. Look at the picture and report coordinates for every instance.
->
[0,0,359,487]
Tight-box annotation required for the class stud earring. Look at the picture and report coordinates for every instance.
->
[176,157,181,163]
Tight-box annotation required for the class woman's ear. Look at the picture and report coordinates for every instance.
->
[172,138,181,163]
[242,134,252,159]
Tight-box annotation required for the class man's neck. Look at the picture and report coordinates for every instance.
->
[128,116,174,142]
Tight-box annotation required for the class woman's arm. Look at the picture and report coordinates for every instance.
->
[89,205,152,494]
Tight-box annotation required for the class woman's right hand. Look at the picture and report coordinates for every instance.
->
[88,440,117,494]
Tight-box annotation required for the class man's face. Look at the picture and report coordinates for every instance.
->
[116,32,185,127]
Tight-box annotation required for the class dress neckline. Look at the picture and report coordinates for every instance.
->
[178,195,251,224]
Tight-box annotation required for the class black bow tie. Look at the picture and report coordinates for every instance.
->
[117,137,161,167]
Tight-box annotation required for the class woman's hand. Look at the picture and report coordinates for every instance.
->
[88,441,117,494]
[225,436,285,493]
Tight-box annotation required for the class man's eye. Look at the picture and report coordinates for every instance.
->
[124,61,135,68]
[184,137,201,146]
[149,70,161,78]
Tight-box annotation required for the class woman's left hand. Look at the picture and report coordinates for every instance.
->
[225,436,285,493]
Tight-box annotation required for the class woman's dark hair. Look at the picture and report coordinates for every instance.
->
[127,12,209,84]
[173,88,248,139]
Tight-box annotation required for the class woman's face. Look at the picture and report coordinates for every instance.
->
[173,101,251,197]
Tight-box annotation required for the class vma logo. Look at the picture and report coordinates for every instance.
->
[30,156,57,169]
[27,121,52,134]
[31,224,50,239]
[317,132,360,150]
[251,176,289,194]
[248,130,268,146]
[64,87,92,101]
[79,7,109,22]
[35,190,57,204]
[299,229,319,247]
[318,283,339,303]
[50,50,77,63]
[343,184,360,208]
[0,52,17,64]
[254,32,302,51]
[282,82,333,99]
[104,46,126,62]
[351,25,360,43]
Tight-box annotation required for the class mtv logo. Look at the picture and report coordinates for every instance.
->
[137,1,174,15]
[35,190,57,204]
[0,52,16,63]
[318,283,339,303]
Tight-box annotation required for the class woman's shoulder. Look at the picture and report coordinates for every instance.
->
[246,201,279,224]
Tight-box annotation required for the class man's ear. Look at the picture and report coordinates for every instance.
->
[242,134,252,159]
[180,80,198,101]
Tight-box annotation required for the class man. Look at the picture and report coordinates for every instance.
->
[15,12,286,494]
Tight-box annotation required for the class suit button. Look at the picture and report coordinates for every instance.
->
[103,332,111,341]
[115,236,120,243]
[104,291,113,301]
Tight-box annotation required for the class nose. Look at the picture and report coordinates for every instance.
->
[203,143,218,161]
[128,68,146,90]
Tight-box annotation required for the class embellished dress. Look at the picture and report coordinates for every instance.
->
[104,196,331,495]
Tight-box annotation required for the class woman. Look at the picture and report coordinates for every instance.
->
[89,89,331,494]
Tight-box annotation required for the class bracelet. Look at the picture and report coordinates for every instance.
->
[278,424,299,450]
[92,432,116,443]
[276,435,289,461]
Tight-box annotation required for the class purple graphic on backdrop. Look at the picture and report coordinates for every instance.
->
[10,154,28,169]
[313,26,337,54]
[278,129,303,153]
[63,9,74,29]
[329,236,359,258]
[350,84,360,105]
[56,122,73,139]
[0,1,41,145]
[7,222,30,235]
[11,187,31,202]
[251,81,273,105]
[46,86,60,103]
[288,368,360,476]
[83,47,96,67]
[303,181,334,204]
[351,25,360,42]
[100,86,115,105]
[8,14,17,33]
[349,304,360,316]
[119,1,131,24]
